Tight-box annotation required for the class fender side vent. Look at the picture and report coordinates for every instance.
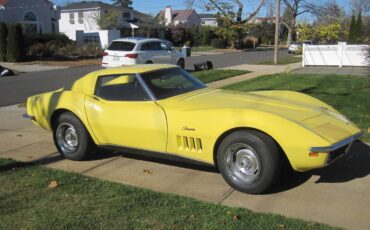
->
[176,135,203,152]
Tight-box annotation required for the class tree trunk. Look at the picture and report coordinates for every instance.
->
[286,27,292,46]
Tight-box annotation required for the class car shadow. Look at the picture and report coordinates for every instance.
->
[266,141,370,194]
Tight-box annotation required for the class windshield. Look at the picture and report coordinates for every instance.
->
[141,68,206,100]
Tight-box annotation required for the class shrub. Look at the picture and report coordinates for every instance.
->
[211,38,226,48]
[0,22,7,62]
[240,37,259,49]
[6,24,25,62]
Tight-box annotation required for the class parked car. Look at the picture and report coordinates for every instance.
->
[102,38,185,69]
[25,65,363,194]
[289,40,314,54]
[288,42,302,54]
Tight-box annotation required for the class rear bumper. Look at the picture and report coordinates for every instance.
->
[22,113,36,121]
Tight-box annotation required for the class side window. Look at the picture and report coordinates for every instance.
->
[160,42,171,51]
[96,75,149,101]
[141,42,153,51]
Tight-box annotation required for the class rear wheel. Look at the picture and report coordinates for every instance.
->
[177,58,185,69]
[217,130,281,194]
[53,112,94,161]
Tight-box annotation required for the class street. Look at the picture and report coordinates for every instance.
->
[0,49,290,107]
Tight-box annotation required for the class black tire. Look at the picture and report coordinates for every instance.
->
[52,112,95,161]
[177,58,185,69]
[217,130,281,194]
[145,61,153,64]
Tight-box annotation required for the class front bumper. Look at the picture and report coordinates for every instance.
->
[310,131,364,166]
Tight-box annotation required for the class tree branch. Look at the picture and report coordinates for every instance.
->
[242,0,266,23]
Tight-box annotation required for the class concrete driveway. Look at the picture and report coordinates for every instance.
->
[0,105,369,230]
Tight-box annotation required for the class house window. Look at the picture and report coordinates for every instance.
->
[78,12,83,24]
[69,13,75,24]
[24,12,37,21]
[122,12,130,19]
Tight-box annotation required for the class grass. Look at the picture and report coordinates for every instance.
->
[175,46,218,52]
[0,158,336,229]
[193,69,250,83]
[257,56,302,65]
[225,73,370,141]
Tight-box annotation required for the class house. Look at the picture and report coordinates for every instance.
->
[158,6,201,27]
[0,0,59,33]
[199,14,219,27]
[59,1,138,48]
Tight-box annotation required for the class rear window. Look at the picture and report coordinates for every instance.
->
[107,41,135,51]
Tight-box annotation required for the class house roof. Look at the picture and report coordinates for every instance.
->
[0,0,53,6]
[199,14,217,19]
[61,1,116,11]
[158,9,197,21]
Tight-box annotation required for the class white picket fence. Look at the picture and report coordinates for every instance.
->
[302,43,369,67]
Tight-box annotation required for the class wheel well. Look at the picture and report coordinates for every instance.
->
[213,127,289,167]
[50,109,72,129]
[145,60,153,64]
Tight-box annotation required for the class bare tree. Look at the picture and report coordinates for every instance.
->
[184,0,196,9]
[350,0,370,15]
[205,0,266,24]
[281,0,320,46]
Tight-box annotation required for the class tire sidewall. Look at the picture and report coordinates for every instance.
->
[53,112,92,161]
[217,130,280,194]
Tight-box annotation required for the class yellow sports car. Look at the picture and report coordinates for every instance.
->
[25,65,363,194]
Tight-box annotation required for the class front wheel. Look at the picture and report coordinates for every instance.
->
[217,130,281,194]
[177,58,185,69]
[53,112,94,161]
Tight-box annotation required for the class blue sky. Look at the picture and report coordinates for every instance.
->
[51,0,353,16]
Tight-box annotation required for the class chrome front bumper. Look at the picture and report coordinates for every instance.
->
[309,131,364,153]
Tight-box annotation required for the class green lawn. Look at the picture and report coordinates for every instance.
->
[257,56,302,65]
[0,158,336,229]
[225,74,370,141]
[193,69,250,83]
[175,46,218,52]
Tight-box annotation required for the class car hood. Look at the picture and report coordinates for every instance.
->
[159,89,361,143]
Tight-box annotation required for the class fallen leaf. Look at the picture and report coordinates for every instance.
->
[232,215,240,222]
[17,134,23,137]
[48,180,58,189]
[278,224,285,228]
[143,169,153,174]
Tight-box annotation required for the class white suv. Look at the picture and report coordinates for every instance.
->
[102,38,185,69]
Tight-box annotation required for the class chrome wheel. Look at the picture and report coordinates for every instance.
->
[56,122,79,154]
[224,143,261,183]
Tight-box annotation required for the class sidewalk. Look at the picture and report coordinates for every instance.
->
[208,63,301,88]
[1,104,369,230]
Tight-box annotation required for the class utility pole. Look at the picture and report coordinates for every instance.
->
[274,0,280,64]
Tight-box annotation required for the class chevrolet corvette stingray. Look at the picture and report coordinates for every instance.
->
[25,65,363,194]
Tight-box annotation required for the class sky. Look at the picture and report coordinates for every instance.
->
[50,0,356,17]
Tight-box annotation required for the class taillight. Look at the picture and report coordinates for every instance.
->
[124,53,138,59]
[102,51,108,56]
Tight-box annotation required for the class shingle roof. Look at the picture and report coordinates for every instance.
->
[199,14,216,19]
[158,9,197,21]
[61,1,115,11]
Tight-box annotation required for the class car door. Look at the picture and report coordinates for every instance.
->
[84,74,167,152]
[158,42,173,64]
